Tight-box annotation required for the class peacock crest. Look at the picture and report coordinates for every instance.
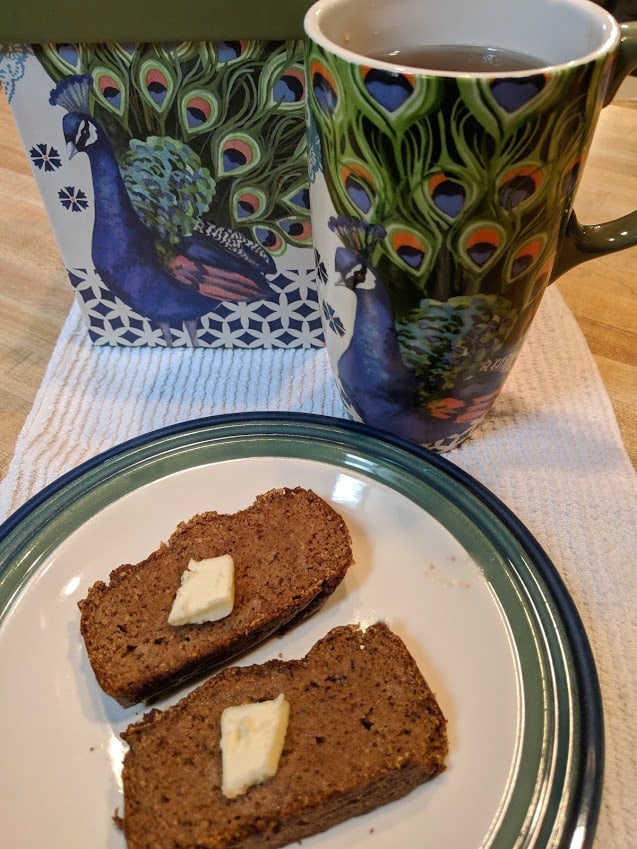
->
[49,73,92,113]
[328,214,385,262]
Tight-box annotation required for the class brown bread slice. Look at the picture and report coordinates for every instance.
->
[78,487,353,706]
[120,621,447,849]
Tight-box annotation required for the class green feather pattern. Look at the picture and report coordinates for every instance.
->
[35,40,310,253]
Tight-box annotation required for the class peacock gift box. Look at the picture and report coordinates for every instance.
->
[0,1,322,347]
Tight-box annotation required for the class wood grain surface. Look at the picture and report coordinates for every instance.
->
[0,90,635,482]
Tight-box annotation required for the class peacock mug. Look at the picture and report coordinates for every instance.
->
[304,0,637,451]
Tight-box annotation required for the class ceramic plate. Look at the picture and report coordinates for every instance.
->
[0,413,602,849]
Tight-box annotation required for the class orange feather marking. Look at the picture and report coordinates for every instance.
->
[466,227,501,249]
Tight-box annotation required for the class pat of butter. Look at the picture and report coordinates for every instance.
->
[220,693,290,799]
[168,555,234,626]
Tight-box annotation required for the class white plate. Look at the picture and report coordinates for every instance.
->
[0,414,602,849]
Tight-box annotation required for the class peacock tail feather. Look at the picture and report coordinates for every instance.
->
[35,40,310,256]
[307,40,611,345]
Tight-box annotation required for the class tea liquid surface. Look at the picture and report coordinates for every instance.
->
[371,44,548,72]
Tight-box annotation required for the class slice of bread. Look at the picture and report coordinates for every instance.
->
[120,622,447,849]
[78,487,353,706]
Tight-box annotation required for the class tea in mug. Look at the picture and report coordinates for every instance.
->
[371,44,548,72]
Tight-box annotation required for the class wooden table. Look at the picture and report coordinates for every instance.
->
[1,91,636,481]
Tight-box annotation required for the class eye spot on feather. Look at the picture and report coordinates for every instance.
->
[273,68,305,104]
[186,97,211,126]
[236,192,261,219]
[180,91,218,134]
[338,164,376,215]
[254,226,284,255]
[498,165,542,210]
[509,238,543,278]
[215,41,248,63]
[460,225,504,270]
[392,230,426,270]
[489,74,546,113]
[429,174,467,218]
[145,69,168,106]
[310,61,338,115]
[362,67,414,112]
[100,78,121,109]
[55,43,80,69]
[219,134,260,175]
[279,219,312,242]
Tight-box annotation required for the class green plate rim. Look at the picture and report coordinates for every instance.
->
[0,412,603,849]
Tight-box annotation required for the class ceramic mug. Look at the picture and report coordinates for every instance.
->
[304,0,637,451]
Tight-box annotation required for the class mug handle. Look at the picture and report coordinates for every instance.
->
[551,22,637,279]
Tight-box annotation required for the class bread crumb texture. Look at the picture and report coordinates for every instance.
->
[78,488,354,706]
[121,622,447,849]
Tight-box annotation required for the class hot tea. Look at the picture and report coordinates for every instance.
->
[371,43,548,72]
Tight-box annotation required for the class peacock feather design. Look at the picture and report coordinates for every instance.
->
[308,45,610,319]
[307,44,612,441]
[36,41,311,254]
[36,41,312,345]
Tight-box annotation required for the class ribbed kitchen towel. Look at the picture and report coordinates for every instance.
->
[1,284,635,849]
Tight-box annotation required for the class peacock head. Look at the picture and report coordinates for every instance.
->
[329,215,385,290]
[49,74,100,159]
[334,246,374,289]
[60,112,100,159]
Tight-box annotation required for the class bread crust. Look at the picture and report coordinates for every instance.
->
[78,487,354,706]
[121,622,447,849]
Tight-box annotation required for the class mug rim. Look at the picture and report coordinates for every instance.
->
[303,0,621,77]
